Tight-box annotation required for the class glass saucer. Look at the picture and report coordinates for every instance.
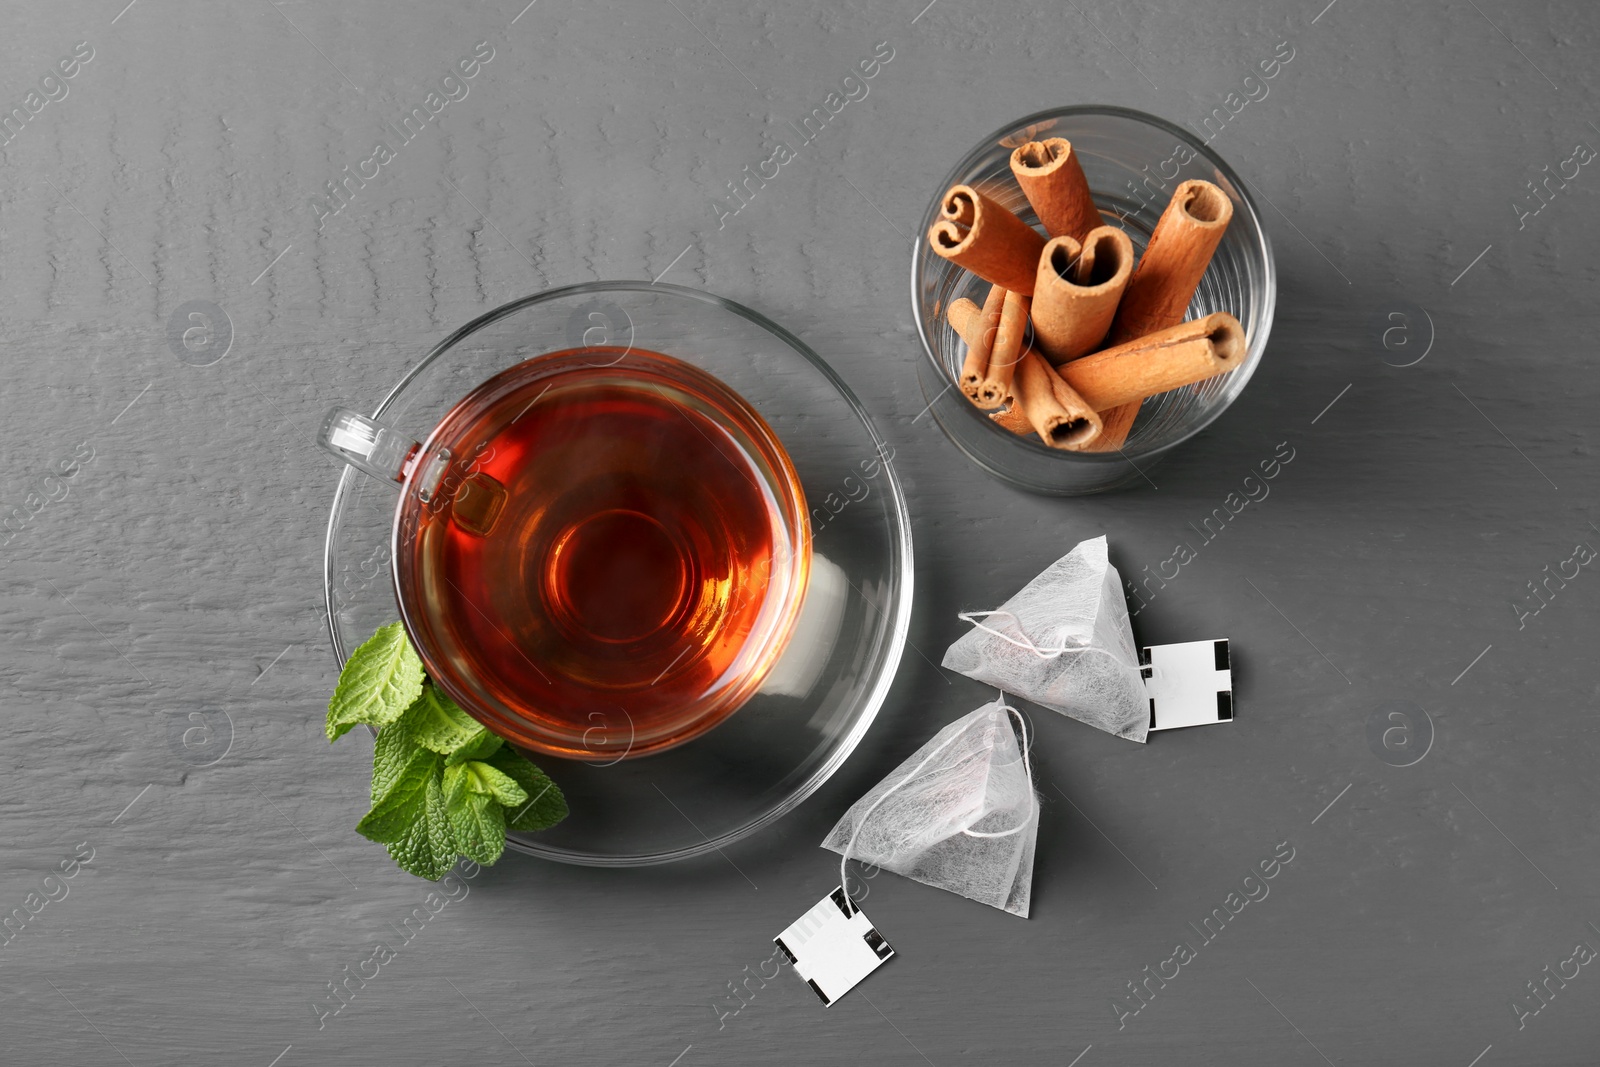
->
[322,282,913,866]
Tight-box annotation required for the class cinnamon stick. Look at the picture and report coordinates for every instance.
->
[1010,349,1102,450]
[950,301,1245,414]
[1063,312,1245,412]
[948,297,982,331]
[1100,179,1234,448]
[988,289,1031,403]
[947,300,1101,450]
[928,184,1047,295]
[1086,404,1140,453]
[1109,179,1233,343]
[1010,138,1101,242]
[989,402,1031,435]
[956,287,1006,402]
[949,286,1027,407]
[950,301,1030,431]
[1031,227,1133,364]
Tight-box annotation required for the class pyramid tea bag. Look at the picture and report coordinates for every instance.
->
[942,535,1148,743]
[822,698,1039,917]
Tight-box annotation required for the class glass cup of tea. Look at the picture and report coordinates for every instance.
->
[320,338,812,761]
[321,283,913,864]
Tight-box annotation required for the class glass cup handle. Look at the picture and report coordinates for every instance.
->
[317,407,420,488]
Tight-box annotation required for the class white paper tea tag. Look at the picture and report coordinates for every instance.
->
[1141,639,1233,732]
[773,888,894,1006]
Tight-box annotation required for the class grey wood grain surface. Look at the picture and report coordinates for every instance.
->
[2,1,1596,1064]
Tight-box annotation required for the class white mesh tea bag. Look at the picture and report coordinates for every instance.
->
[941,535,1148,743]
[822,698,1038,917]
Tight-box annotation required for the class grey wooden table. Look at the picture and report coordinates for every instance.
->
[4,2,1596,1064]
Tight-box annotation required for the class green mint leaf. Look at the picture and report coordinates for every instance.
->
[474,763,528,807]
[442,761,484,805]
[386,767,458,880]
[406,683,484,754]
[356,746,440,844]
[326,620,569,878]
[443,761,527,808]
[444,729,503,766]
[490,748,569,833]
[443,782,507,865]
[327,622,425,742]
[370,708,420,803]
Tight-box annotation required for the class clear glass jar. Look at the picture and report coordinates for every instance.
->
[912,105,1277,495]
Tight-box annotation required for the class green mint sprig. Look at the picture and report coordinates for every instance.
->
[326,622,568,880]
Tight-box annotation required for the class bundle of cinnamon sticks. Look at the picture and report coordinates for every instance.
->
[929,137,1243,452]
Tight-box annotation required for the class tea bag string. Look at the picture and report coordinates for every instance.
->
[961,707,1035,839]
[957,609,1088,660]
[838,703,1036,909]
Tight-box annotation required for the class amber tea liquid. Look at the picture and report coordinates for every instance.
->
[395,348,809,761]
